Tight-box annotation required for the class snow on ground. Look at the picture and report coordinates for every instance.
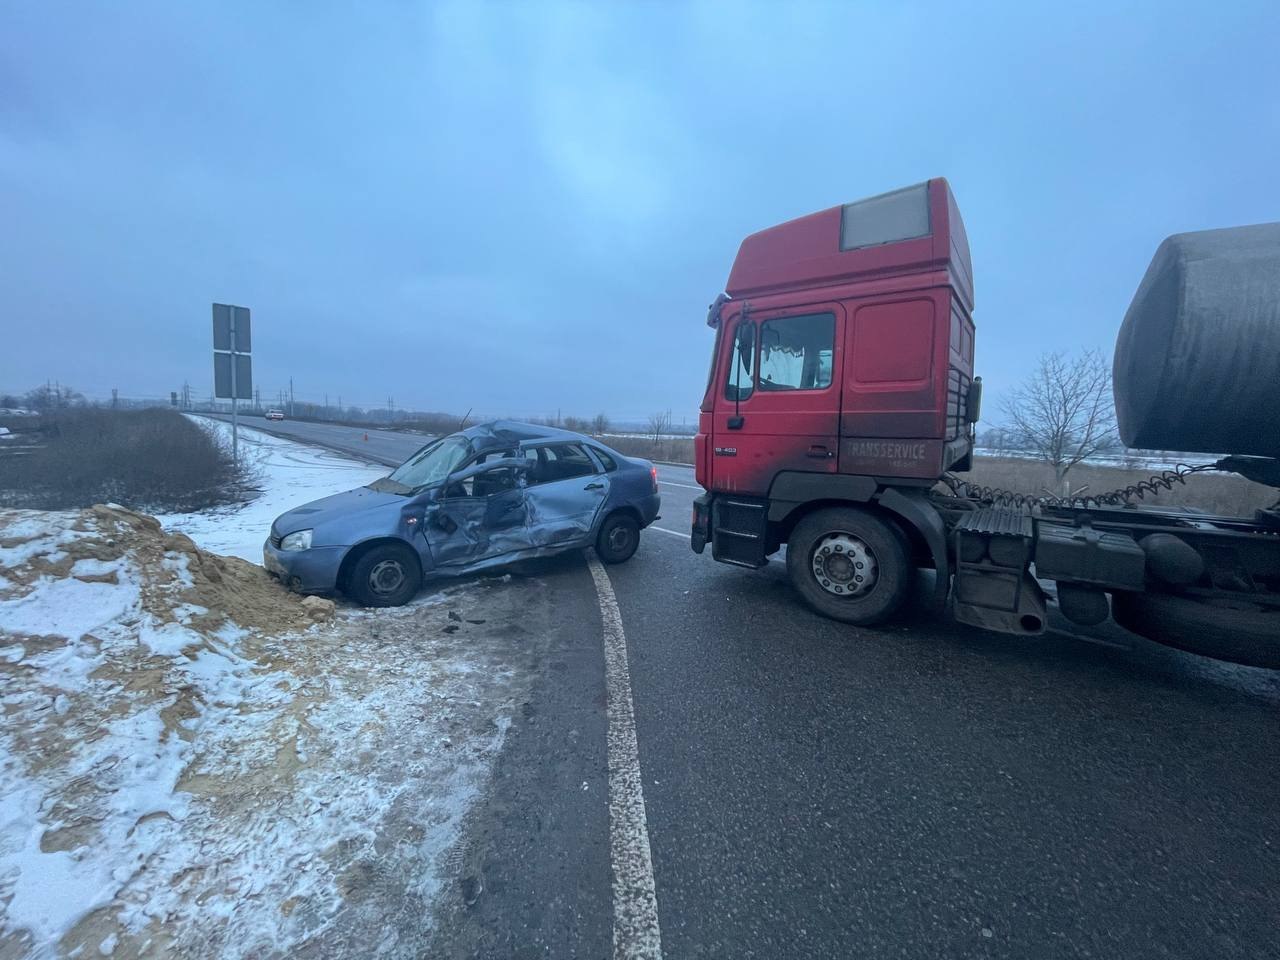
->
[155,419,386,563]
[0,429,542,958]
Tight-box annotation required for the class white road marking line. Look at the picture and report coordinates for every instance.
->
[647,525,785,565]
[657,480,701,490]
[649,526,691,540]
[587,554,664,960]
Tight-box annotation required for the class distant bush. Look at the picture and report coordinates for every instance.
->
[0,408,258,511]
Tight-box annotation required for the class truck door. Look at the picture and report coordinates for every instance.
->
[713,304,844,495]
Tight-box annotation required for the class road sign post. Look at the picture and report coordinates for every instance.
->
[213,304,253,461]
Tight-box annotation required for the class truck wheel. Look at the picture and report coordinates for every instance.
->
[347,543,422,607]
[596,513,640,564]
[1111,591,1280,669]
[786,507,910,626]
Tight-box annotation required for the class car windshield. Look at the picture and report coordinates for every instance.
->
[385,435,472,490]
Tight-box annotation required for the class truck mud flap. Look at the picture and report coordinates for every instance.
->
[877,487,950,613]
[711,497,769,568]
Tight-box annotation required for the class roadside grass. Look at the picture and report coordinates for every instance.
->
[958,456,1277,516]
[605,435,696,464]
[0,408,259,511]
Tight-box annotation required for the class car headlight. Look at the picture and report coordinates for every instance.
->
[280,529,313,551]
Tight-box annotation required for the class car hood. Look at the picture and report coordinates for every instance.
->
[272,486,405,536]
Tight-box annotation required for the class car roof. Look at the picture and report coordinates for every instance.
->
[460,419,594,452]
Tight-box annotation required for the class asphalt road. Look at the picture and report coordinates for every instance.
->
[210,416,1280,958]
[202,412,429,467]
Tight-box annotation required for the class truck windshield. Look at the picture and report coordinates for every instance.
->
[386,435,473,490]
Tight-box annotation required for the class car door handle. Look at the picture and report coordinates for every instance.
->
[806,445,833,459]
[584,481,605,490]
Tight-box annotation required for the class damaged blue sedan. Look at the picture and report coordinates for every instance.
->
[263,420,661,606]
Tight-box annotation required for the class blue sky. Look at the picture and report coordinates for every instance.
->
[2,1,1277,424]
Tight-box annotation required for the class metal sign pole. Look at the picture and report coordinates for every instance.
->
[229,312,239,462]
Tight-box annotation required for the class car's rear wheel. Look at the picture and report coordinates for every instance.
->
[786,507,910,626]
[347,543,422,607]
[596,513,640,564]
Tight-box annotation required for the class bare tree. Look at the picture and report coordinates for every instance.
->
[647,409,672,459]
[591,412,610,437]
[647,409,671,442]
[1002,349,1118,496]
[25,382,85,413]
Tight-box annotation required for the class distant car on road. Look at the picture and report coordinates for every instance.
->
[265,409,285,421]
[263,420,661,606]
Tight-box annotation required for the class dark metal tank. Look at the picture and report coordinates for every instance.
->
[1113,222,1280,457]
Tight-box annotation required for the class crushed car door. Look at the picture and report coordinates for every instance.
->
[521,442,610,547]
[425,459,531,567]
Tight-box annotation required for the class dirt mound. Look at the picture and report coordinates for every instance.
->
[0,504,542,959]
[0,503,324,636]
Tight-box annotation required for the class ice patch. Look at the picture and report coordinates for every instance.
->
[71,557,120,578]
[161,552,195,588]
[0,775,120,951]
[0,575,139,641]
[138,620,204,657]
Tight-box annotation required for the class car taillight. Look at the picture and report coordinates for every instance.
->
[651,466,658,492]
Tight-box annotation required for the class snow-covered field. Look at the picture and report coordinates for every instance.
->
[0,426,541,959]
[155,419,387,563]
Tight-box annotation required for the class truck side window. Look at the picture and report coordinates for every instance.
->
[724,321,755,401]
[758,312,835,391]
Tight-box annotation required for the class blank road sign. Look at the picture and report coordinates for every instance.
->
[212,303,252,353]
[214,352,253,399]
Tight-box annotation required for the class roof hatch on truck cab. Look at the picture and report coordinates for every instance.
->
[724,178,973,310]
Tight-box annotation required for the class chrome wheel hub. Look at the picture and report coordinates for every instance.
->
[811,533,878,597]
[369,559,406,595]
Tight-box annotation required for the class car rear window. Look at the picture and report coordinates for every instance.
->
[521,443,597,484]
[592,447,619,472]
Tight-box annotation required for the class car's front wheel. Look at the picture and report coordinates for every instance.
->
[347,543,422,607]
[596,513,640,564]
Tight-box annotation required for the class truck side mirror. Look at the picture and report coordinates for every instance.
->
[965,376,983,424]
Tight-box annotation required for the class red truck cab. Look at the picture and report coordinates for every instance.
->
[692,180,980,622]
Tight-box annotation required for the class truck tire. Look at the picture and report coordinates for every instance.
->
[347,543,422,607]
[1111,591,1280,669]
[786,507,910,626]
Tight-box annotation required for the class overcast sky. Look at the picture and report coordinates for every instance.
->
[2,1,1278,423]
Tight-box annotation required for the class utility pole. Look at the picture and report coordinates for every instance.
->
[289,377,295,417]
[111,388,118,408]
[387,396,394,421]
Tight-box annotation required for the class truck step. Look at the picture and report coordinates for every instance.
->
[954,506,1033,538]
